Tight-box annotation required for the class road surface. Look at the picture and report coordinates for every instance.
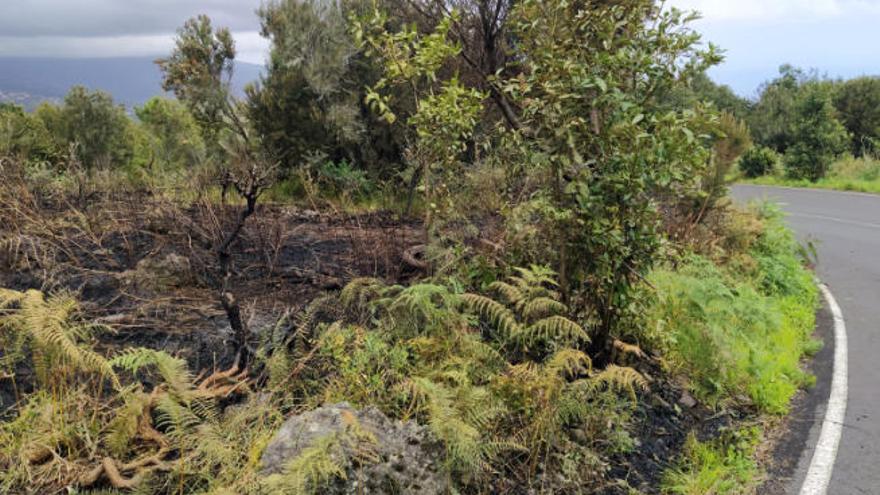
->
[732,185,880,495]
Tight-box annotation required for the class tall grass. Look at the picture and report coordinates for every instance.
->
[649,205,819,414]
[655,205,819,494]
[743,155,880,194]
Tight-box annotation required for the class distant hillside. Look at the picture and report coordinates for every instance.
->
[0,57,263,111]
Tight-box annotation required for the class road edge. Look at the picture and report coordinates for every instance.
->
[736,183,880,199]
[799,284,848,495]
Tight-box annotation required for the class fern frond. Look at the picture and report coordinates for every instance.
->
[340,277,385,316]
[0,288,25,308]
[296,295,337,337]
[262,433,347,495]
[110,348,192,397]
[546,348,592,378]
[2,289,119,388]
[105,387,151,457]
[388,284,461,332]
[461,293,521,337]
[487,281,524,306]
[521,297,567,322]
[520,315,590,347]
[591,365,648,401]
[515,265,559,287]
[154,393,201,441]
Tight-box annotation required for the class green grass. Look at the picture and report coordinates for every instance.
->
[662,429,761,495]
[648,205,819,414]
[740,156,880,194]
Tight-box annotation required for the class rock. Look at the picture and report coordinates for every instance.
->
[120,253,192,290]
[678,391,698,409]
[260,402,448,494]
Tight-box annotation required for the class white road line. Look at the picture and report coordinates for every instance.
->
[800,284,849,495]
[789,212,880,230]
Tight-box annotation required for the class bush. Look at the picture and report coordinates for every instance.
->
[783,84,849,182]
[738,146,779,178]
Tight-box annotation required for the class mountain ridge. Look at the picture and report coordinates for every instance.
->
[0,57,263,110]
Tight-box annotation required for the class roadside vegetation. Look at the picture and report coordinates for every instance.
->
[0,1,821,494]
[743,155,880,194]
[671,65,880,193]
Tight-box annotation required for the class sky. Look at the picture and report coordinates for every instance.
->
[0,1,878,96]
[669,0,880,96]
[0,1,269,64]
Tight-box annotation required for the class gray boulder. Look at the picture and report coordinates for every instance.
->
[121,252,192,290]
[260,402,448,494]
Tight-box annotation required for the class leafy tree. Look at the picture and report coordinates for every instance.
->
[157,15,238,153]
[353,9,485,246]
[784,84,849,182]
[0,103,60,163]
[660,72,751,118]
[701,112,752,205]
[392,0,521,129]
[134,97,205,171]
[739,146,780,178]
[833,76,880,157]
[501,1,719,358]
[749,65,813,153]
[248,0,399,175]
[35,87,133,169]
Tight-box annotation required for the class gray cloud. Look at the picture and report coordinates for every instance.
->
[1,0,263,37]
[0,1,268,63]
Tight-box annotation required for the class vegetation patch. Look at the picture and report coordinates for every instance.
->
[0,0,830,493]
[662,429,761,495]
[742,155,880,194]
[649,207,819,414]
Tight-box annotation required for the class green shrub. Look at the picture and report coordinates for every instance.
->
[783,84,849,182]
[738,146,779,178]
[830,155,880,182]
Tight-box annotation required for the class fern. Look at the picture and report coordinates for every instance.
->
[521,296,567,322]
[154,393,202,441]
[546,348,592,378]
[403,376,504,475]
[465,266,588,357]
[296,294,338,337]
[520,315,590,348]
[262,433,347,494]
[0,288,118,388]
[590,365,649,401]
[487,281,524,307]
[385,283,463,336]
[339,277,386,320]
[105,387,152,457]
[110,347,193,397]
[461,293,520,337]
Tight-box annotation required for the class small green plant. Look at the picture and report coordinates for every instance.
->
[662,429,760,495]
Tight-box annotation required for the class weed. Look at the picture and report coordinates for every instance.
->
[662,429,760,495]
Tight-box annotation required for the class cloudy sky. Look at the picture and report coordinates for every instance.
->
[0,1,269,64]
[0,1,878,95]
[669,0,880,95]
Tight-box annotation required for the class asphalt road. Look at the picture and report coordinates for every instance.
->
[732,185,880,495]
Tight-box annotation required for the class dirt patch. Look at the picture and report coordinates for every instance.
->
[0,195,424,375]
[601,360,755,494]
